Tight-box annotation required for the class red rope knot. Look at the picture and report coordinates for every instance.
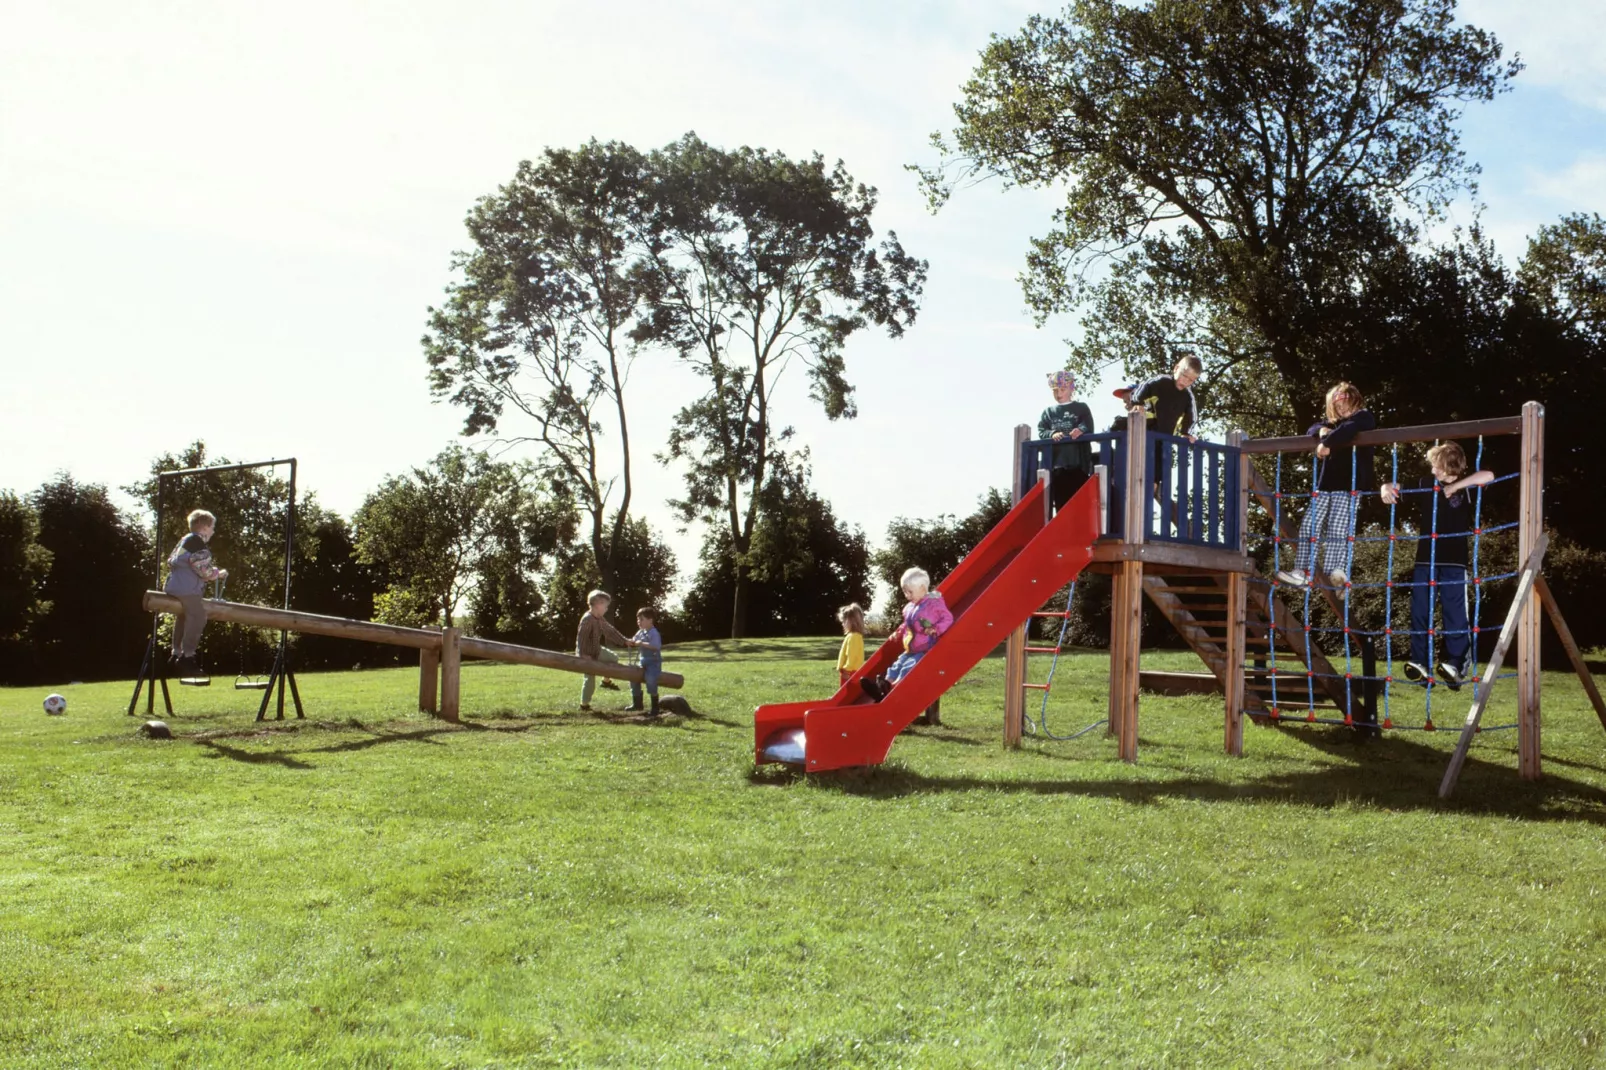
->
[1306,710,1317,722]
[1424,720,1436,732]
[1344,713,1353,725]
[1383,717,1394,729]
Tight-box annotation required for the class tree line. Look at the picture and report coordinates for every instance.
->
[8,0,1606,683]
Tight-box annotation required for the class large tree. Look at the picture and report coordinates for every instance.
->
[0,492,51,646]
[681,458,871,639]
[639,133,926,637]
[29,475,150,682]
[354,446,572,629]
[424,141,651,594]
[922,0,1517,430]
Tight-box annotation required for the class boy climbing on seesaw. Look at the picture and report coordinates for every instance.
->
[1380,442,1494,691]
[164,508,227,677]
[576,589,634,712]
[627,607,664,717]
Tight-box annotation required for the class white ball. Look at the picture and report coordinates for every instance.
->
[43,693,67,716]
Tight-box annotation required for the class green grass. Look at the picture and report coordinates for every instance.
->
[3,639,1606,1068]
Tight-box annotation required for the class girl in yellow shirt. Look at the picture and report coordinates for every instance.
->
[836,603,866,686]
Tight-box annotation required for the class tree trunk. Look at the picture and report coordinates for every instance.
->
[729,565,750,640]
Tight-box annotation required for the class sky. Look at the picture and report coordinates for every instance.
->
[3,0,1605,604]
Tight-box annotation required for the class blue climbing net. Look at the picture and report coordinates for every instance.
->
[1256,436,1521,733]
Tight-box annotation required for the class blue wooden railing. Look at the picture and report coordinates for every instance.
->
[1019,431,1240,551]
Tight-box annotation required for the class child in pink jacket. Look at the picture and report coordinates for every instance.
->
[861,567,953,701]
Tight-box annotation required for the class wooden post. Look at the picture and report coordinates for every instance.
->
[1224,572,1246,757]
[1534,576,1606,735]
[1004,423,1031,748]
[440,626,461,724]
[1107,565,1126,736]
[1224,430,1248,756]
[1117,406,1147,761]
[419,645,439,714]
[1517,401,1544,780]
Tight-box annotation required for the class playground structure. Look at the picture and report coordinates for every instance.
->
[134,590,681,722]
[1003,400,1606,797]
[129,457,681,723]
[756,400,1605,796]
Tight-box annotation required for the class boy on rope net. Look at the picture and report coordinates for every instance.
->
[1277,381,1376,591]
[1380,442,1495,691]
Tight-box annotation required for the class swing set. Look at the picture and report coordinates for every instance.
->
[1005,401,1606,797]
[128,457,303,720]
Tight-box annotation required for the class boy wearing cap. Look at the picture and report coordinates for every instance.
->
[1037,371,1096,510]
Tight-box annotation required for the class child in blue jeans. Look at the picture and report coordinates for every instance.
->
[1380,442,1493,690]
[628,607,664,716]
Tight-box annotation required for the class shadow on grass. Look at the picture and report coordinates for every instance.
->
[750,734,1606,824]
[195,739,315,769]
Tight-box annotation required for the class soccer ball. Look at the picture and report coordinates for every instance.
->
[43,693,67,716]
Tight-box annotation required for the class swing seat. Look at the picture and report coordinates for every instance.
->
[179,675,211,687]
[235,678,270,691]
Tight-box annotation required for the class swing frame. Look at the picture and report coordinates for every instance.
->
[127,457,303,721]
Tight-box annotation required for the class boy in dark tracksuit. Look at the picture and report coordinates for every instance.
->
[164,508,226,675]
[1127,356,1202,440]
[1380,442,1495,690]
[1037,371,1095,510]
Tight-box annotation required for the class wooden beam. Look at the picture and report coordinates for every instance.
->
[1118,560,1144,761]
[1534,575,1606,735]
[1138,670,1220,695]
[457,635,684,690]
[440,627,461,724]
[1518,401,1545,779]
[1240,415,1523,455]
[1107,565,1126,737]
[143,590,441,650]
[1440,533,1548,799]
[419,647,439,714]
[1090,541,1254,573]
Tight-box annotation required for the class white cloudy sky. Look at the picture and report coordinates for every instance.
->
[3,0,1604,600]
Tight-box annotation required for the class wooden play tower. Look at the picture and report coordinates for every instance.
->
[1003,401,1605,795]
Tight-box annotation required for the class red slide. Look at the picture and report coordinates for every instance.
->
[754,477,1100,771]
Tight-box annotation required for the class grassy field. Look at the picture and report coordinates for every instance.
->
[3,639,1606,1068]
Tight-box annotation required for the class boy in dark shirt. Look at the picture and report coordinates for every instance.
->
[1037,371,1096,510]
[1380,442,1494,689]
[1126,355,1202,440]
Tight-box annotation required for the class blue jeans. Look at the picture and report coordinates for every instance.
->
[1408,563,1469,668]
[631,659,661,707]
[885,651,925,683]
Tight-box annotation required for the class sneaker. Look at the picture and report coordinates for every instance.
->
[1437,661,1465,691]
[1275,569,1309,588]
[625,704,645,713]
[1327,570,1349,589]
[578,703,592,712]
[1402,661,1429,686]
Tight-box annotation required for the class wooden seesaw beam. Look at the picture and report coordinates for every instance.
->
[141,590,683,723]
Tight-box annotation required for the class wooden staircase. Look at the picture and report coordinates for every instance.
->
[1140,572,1352,717]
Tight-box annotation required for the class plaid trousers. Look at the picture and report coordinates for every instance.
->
[1295,491,1358,577]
